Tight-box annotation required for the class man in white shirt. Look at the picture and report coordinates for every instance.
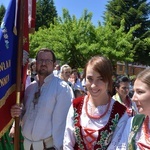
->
[11,48,74,150]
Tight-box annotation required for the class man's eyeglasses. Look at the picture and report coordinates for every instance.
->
[37,59,53,64]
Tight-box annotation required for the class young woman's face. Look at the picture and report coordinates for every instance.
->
[132,79,150,115]
[85,65,108,100]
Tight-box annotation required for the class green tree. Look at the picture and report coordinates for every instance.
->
[29,9,139,71]
[36,0,58,30]
[0,5,6,25]
[104,0,150,65]
[97,18,140,73]
[30,9,96,68]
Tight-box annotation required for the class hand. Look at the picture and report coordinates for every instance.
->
[10,104,22,118]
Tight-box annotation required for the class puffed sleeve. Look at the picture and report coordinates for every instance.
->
[63,104,76,150]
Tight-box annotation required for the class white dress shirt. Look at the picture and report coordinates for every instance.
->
[22,73,74,149]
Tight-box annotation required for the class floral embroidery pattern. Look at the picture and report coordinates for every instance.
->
[110,113,119,131]
[128,114,145,150]
[1,22,9,49]
[74,126,84,150]
[74,107,84,150]
[97,113,119,149]
[73,108,78,125]
[97,130,113,150]
[128,125,139,150]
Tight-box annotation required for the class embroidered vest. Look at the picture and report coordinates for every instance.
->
[128,114,145,150]
[113,93,135,116]
[73,96,126,150]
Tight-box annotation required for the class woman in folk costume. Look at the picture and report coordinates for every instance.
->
[116,68,150,150]
[63,56,129,150]
[113,75,137,116]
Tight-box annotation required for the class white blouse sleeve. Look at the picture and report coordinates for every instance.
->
[63,104,76,150]
[115,117,133,150]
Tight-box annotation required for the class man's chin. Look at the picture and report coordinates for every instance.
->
[39,71,49,76]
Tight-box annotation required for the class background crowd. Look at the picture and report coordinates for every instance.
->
[0,48,150,150]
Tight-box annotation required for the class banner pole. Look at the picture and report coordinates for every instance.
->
[14,0,25,149]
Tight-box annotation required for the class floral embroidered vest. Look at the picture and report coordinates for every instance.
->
[128,114,145,150]
[73,96,126,150]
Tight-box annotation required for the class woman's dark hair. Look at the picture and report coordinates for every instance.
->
[70,69,78,75]
[114,75,130,88]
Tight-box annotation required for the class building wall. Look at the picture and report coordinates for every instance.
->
[116,62,148,76]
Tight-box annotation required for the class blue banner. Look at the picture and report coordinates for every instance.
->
[0,0,18,107]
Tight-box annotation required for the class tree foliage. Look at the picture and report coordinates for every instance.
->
[104,0,150,65]
[30,9,96,68]
[97,19,140,64]
[36,0,58,30]
[29,9,138,69]
[0,5,6,25]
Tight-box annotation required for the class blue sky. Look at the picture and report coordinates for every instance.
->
[0,0,108,26]
[1,0,150,26]
[54,0,108,25]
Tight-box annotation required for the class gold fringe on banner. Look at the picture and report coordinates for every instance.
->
[0,118,14,138]
[0,84,16,108]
